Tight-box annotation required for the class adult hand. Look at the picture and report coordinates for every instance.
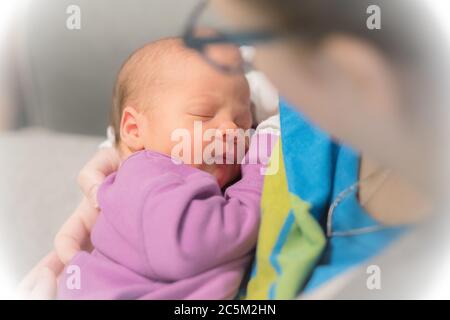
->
[77,147,121,208]
[16,251,63,300]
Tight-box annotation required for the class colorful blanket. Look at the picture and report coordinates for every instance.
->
[243,99,405,299]
[244,101,327,299]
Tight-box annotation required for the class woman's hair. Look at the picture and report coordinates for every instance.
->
[241,0,439,63]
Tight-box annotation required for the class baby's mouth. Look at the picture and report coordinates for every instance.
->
[210,141,246,165]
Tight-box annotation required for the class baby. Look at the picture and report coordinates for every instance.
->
[56,38,277,299]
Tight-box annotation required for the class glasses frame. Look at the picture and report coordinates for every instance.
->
[182,0,276,74]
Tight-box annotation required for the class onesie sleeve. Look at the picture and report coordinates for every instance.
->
[142,133,278,281]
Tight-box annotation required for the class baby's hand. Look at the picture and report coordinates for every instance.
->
[78,147,121,208]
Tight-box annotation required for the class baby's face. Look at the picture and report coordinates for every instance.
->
[138,48,252,187]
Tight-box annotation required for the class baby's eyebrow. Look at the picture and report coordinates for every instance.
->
[186,96,222,109]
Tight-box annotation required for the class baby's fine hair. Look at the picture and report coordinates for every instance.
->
[111,37,189,144]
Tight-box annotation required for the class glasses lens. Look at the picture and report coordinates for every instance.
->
[205,43,246,73]
[185,2,245,73]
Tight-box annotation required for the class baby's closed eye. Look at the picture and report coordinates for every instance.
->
[186,105,217,120]
[187,112,215,119]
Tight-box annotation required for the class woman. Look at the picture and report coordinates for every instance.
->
[20,0,449,299]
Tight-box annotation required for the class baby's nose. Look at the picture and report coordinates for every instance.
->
[217,121,239,136]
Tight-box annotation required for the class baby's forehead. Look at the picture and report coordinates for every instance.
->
[118,40,189,92]
[123,39,249,102]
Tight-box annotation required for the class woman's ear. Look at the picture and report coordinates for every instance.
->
[120,106,145,152]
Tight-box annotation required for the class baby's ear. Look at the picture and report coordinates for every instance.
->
[120,106,145,152]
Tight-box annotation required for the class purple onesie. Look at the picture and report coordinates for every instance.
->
[58,133,275,299]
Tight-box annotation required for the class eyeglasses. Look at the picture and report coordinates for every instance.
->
[182,0,276,74]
